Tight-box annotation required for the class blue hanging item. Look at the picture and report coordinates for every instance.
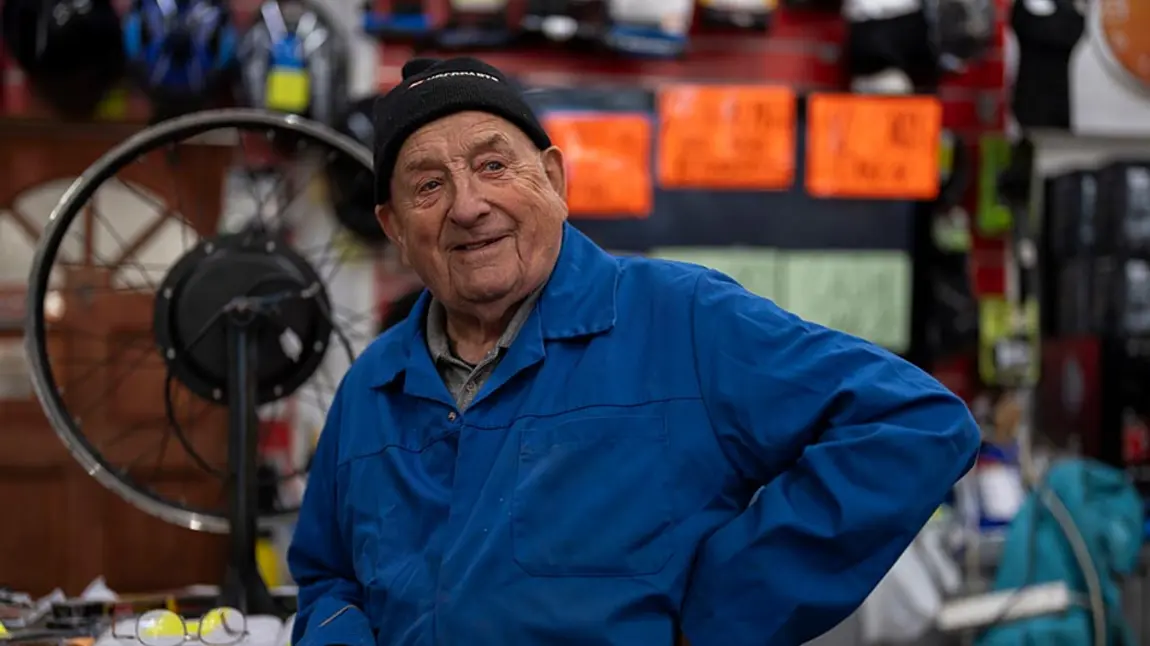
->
[362,0,433,40]
[976,459,1144,646]
[603,0,692,58]
[123,0,237,119]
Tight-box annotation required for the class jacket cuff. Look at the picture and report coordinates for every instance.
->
[297,598,374,646]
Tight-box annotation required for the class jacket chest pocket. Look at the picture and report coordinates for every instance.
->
[512,415,674,577]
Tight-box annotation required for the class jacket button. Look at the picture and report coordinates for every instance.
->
[447,411,458,421]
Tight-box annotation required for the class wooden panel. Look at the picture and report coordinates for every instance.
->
[99,475,229,592]
[0,129,231,596]
[0,467,72,592]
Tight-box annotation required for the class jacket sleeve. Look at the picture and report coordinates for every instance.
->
[679,270,980,646]
[289,388,374,646]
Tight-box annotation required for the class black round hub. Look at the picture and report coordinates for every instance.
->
[154,232,334,406]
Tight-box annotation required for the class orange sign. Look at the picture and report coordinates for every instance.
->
[544,113,653,217]
[657,85,796,190]
[805,94,942,200]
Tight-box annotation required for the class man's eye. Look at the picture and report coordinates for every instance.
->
[418,180,441,193]
[482,160,506,172]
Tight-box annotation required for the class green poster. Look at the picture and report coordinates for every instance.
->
[648,247,780,301]
[778,251,912,353]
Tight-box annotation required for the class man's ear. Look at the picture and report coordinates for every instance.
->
[375,203,399,241]
[540,146,566,202]
[375,204,409,264]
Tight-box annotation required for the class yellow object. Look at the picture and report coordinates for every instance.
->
[257,535,283,587]
[200,607,235,634]
[94,86,129,120]
[139,611,187,639]
[137,608,243,641]
[0,621,9,637]
[939,132,955,179]
[978,297,1039,386]
[266,68,310,113]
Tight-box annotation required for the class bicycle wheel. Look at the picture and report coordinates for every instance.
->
[25,109,377,533]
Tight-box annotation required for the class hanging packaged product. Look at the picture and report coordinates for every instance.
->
[697,0,774,30]
[1052,259,1094,335]
[843,0,937,92]
[265,39,309,115]
[238,0,348,128]
[925,0,996,74]
[973,444,1026,530]
[363,0,433,40]
[1044,169,1098,260]
[1091,162,1150,336]
[1009,0,1084,129]
[978,297,1039,387]
[977,135,1016,236]
[603,0,693,57]
[1041,169,1095,336]
[1090,256,1150,337]
[926,148,979,363]
[521,0,608,43]
[1096,162,1150,256]
[438,0,513,48]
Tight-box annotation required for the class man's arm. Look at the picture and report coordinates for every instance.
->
[289,389,374,646]
[679,270,980,646]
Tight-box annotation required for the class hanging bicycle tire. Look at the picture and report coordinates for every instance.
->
[24,109,378,533]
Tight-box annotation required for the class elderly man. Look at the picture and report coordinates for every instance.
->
[289,57,981,646]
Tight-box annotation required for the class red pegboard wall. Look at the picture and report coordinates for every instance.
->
[374,1,1011,303]
[0,0,1010,314]
[374,0,1007,138]
[0,0,1007,150]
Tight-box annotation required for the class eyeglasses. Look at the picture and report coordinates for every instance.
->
[111,607,248,646]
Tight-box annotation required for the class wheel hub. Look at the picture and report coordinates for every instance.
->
[153,232,334,406]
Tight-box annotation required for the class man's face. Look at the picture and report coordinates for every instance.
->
[377,111,567,313]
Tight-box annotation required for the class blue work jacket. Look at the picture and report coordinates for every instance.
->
[289,224,980,646]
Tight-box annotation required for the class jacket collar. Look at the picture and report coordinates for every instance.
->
[366,223,619,389]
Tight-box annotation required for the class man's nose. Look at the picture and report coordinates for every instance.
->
[447,176,490,226]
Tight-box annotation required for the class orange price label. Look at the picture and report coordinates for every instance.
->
[544,113,653,217]
[657,85,796,190]
[805,94,942,200]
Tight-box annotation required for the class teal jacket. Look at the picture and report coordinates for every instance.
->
[978,460,1144,646]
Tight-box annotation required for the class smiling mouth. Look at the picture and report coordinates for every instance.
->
[453,236,506,252]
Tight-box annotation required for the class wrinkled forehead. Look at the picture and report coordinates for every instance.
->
[396,111,533,170]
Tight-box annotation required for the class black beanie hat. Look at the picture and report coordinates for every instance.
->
[373,57,552,205]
